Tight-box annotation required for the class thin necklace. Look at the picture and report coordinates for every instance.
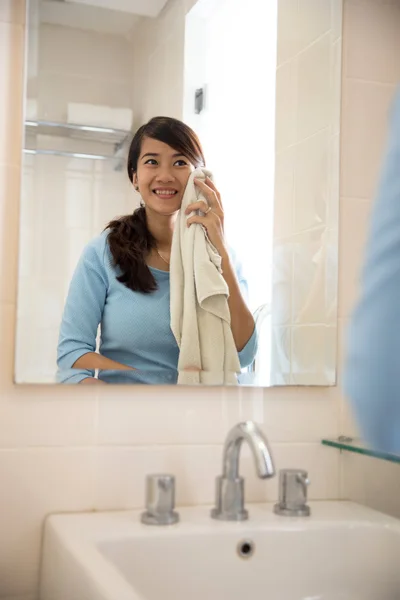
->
[156,248,170,266]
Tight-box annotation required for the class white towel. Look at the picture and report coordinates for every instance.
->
[170,168,241,385]
[25,98,37,121]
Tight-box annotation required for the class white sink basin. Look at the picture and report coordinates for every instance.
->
[39,501,400,600]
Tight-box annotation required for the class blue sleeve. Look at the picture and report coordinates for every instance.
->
[344,88,400,455]
[238,326,258,369]
[57,236,108,382]
[229,246,258,368]
[56,368,94,384]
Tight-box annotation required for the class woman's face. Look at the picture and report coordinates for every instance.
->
[133,137,194,216]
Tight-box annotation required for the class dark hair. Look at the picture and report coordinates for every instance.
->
[106,117,206,293]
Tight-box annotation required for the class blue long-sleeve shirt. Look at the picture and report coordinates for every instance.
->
[57,230,257,384]
[344,87,400,455]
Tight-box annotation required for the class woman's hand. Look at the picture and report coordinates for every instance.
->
[186,176,255,353]
[185,176,227,255]
[73,352,135,371]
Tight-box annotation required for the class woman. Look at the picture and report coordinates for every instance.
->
[57,116,257,384]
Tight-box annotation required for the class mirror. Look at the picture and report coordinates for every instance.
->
[15,0,342,386]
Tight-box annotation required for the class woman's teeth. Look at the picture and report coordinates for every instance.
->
[154,190,177,196]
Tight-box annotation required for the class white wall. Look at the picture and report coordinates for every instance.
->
[0,0,398,598]
[182,0,277,385]
[183,0,277,313]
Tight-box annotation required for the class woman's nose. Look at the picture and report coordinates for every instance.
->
[156,168,174,182]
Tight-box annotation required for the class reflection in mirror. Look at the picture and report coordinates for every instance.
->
[15,0,342,386]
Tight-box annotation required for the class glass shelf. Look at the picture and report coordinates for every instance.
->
[321,437,400,465]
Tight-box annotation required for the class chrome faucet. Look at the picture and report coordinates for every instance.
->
[211,421,275,521]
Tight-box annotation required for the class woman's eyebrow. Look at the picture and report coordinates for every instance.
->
[141,152,159,158]
[141,152,185,159]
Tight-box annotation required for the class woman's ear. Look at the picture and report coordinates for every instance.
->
[132,173,139,191]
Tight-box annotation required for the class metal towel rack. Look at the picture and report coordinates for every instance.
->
[24,119,132,161]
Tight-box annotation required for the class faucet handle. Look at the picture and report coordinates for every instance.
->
[273,469,311,517]
[141,474,180,525]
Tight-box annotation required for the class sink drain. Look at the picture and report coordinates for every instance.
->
[236,539,255,559]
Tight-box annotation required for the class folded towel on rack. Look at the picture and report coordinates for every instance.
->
[67,103,132,131]
[170,168,241,385]
[25,98,37,121]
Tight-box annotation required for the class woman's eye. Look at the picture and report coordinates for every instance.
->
[144,159,157,165]
[174,159,189,167]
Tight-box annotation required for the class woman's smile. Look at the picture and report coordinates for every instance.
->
[152,187,179,200]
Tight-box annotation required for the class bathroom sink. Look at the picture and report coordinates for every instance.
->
[39,502,400,600]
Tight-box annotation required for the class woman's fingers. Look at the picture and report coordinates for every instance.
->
[203,176,222,202]
[186,214,208,227]
[194,178,219,206]
[194,178,223,215]
[185,200,210,215]
[186,203,225,254]
[186,212,221,227]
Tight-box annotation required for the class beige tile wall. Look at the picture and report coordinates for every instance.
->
[272,0,342,385]
[33,24,133,122]
[342,452,400,519]
[0,0,397,597]
[131,0,187,123]
[130,0,211,122]
[338,0,400,513]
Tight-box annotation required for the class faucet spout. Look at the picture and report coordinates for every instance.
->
[222,421,275,480]
[211,421,275,521]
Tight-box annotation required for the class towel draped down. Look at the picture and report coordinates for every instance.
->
[170,168,241,385]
